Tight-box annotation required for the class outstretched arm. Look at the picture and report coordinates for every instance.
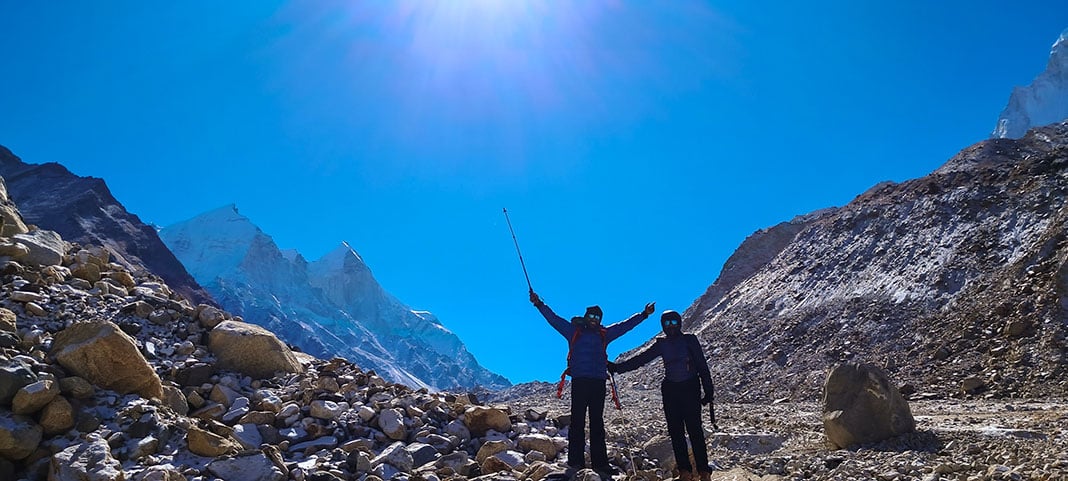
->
[531,291,571,337]
[605,302,655,342]
[611,341,660,374]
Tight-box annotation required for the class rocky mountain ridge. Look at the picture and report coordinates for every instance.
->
[0,146,212,305]
[159,205,509,392]
[614,122,1068,404]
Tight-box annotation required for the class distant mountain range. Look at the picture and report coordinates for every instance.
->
[160,205,510,391]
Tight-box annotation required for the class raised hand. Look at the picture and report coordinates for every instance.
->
[643,302,656,316]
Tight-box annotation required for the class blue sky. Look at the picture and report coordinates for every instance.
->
[1,1,1066,385]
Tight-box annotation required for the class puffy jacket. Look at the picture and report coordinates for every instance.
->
[537,303,648,380]
[615,333,714,397]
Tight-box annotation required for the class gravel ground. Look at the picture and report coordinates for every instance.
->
[493,381,1068,480]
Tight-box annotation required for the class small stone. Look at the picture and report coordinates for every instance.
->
[24,302,46,317]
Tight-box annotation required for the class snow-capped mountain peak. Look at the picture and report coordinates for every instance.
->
[993,28,1068,138]
[160,207,509,391]
[157,204,264,281]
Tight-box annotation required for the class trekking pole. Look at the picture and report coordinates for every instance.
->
[502,208,533,292]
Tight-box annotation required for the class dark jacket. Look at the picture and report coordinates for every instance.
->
[616,333,713,395]
[537,303,648,380]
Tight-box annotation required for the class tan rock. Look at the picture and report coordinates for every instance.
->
[463,406,512,436]
[198,305,226,329]
[0,307,15,332]
[162,385,189,416]
[25,302,45,317]
[518,434,560,459]
[107,270,135,289]
[0,242,28,258]
[71,263,102,283]
[39,396,75,435]
[51,320,164,400]
[187,426,240,457]
[0,178,29,237]
[208,321,303,379]
[476,439,512,464]
[12,379,59,415]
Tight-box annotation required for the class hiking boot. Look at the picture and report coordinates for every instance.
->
[698,471,712,481]
[677,469,695,481]
[594,465,618,478]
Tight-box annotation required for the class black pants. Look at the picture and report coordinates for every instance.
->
[569,377,608,468]
[662,376,708,473]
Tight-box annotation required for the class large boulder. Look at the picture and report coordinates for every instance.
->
[208,321,303,379]
[48,437,125,481]
[12,229,67,267]
[51,320,164,400]
[822,362,915,449]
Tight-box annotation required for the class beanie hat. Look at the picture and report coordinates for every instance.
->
[585,305,603,318]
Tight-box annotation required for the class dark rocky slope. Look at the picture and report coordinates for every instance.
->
[0,146,212,305]
[621,123,1068,403]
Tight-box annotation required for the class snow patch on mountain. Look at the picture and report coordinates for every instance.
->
[993,29,1068,138]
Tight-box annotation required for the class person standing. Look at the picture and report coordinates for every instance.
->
[609,310,715,481]
[530,290,654,476]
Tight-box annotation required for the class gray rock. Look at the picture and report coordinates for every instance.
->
[48,437,124,481]
[12,229,67,266]
[0,411,42,460]
[378,408,407,441]
[372,441,414,473]
[405,442,439,468]
[233,423,263,450]
[0,358,37,405]
[207,452,287,481]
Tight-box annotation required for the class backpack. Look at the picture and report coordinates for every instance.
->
[555,318,622,410]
